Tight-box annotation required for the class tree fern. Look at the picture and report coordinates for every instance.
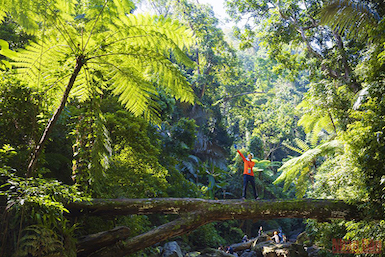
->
[274,140,344,198]
[7,0,196,175]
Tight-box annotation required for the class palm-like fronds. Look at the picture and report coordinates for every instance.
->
[274,140,344,198]
[320,0,381,38]
[17,225,64,256]
[296,98,336,147]
[282,138,310,155]
[8,0,196,175]
[0,0,76,32]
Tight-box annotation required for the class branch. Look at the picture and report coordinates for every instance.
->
[278,10,341,81]
[332,30,360,92]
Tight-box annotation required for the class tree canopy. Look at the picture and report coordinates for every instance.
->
[1,0,385,256]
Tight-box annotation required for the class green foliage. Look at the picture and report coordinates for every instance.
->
[296,96,337,147]
[70,97,112,193]
[213,220,245,245]
[320,0,381,39]
[305,219,347,255]
[0,0,76,32]
[0,170,86,256]
[0,73,43,173]
[0,39,16,69]
[188,223,225,249]
[275,140,344,198]
[101,145,169,198]
[16,225,65,257]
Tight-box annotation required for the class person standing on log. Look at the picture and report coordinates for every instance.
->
[234,144,259,200]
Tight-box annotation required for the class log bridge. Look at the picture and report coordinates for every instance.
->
[65,198,374,257]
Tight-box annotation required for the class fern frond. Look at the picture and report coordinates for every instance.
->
[91,44,194,120]
[0,0,76,32]
[282,141,304,154]
[0,9,5,22]
[320,0,380,38]
[274,140,343,194]
[107,14,195,67]
[17,225,64,256]
[13,37,73,90]
[294,138,310,152]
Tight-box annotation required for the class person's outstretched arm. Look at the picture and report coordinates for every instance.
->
[235,144,246,162]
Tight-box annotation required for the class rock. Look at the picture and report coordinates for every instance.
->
[262,243,290,257]
[296,232,311,246]
[288,229,304,242]
[197,248,235,257]
[289,243,308,256]
[162,241,183,257]
[252,241,308,257]
[240,249,257,257]
[304,246,320,257]
[185,252,201,257]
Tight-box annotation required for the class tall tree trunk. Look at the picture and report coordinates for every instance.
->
[26,56,85,177]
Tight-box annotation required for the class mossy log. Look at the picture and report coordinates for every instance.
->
[76,226,130,257]
[65,198,370,257]
[66,198,361,220]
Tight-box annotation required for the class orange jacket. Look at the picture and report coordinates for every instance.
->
[237,150,255,176]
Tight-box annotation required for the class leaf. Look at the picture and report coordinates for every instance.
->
[320,0,380,39]
[0,40,17,58]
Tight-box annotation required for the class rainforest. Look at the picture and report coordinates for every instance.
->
[0,0,384,256]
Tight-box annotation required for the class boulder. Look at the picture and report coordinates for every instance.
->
[162,241,183,257]
[185,252,201,257]
[253,241,308,257]
[304,246,320,257]
[197,248,235,257]
[240,249,257,257]
[296,232,311,247]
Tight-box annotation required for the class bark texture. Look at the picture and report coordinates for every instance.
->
[66,198,362,220]
[26,55,85,176]
[65,198,370,256]
[76,226,130,257]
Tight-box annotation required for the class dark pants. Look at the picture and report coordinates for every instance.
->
[243,174,258,199]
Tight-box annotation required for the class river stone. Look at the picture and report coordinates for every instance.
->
[198,248,235,257]
[252,241,308,257]
[162,241,183,257]
[304,246,320,257]
[240,249,257,257]
[185,251,201,257]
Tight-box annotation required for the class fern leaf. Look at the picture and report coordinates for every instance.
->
[294,138,310,152]
[1,0,76,32]
[282,141,304,154]
[320,0,380,39]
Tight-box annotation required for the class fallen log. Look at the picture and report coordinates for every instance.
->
[76,226,130,257]
[64,198,373,257]
[66,198,363,220]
